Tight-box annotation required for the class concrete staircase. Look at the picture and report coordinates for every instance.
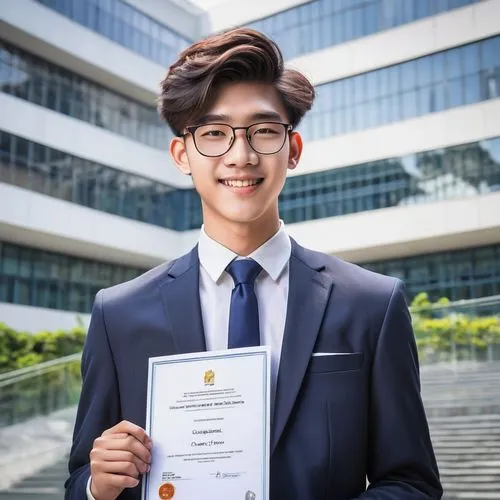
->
[0,457,67,499]
[421,362,500,499]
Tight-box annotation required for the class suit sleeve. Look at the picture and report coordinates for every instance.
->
[356,280,443,499]
[65,290,122,499]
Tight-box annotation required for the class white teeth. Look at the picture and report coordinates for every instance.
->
[223,179,260,188]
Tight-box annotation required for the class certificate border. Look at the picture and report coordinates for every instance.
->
[143,348,270,500]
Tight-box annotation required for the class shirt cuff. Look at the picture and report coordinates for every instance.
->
[86,476,96,500]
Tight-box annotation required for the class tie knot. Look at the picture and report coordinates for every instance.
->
[226,259,262,286]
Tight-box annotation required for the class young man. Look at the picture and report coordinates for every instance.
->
[66,28,442,500]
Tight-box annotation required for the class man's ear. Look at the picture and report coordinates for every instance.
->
[170,136,192,175]
[288,131,303,171]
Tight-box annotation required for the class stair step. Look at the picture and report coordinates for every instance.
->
[439,472,500,481]
[430,422,500,430]
[438,461,500,469]
[0,487,64,494]
[18,470,67,480]
[442,481,500,487]
[443,493,500,499]
[432,431,500,438]
[436,440,500,447]
[18,477,66,488]
[429,414,500,423]
[443,482,500,491]
[0,490,64,500]
[438,454,500,462]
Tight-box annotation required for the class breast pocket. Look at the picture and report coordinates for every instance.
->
[308,353,363,374]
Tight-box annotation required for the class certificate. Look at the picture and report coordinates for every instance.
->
[142,346,270,500]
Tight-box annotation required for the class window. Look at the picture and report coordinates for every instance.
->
[0,40,173,149]
[0,242,146,313]
[360,244,500,302]
[33,0,191,66]
[245,0,480,60]
[300,37,500,141]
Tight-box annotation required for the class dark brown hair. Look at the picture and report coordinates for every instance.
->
[158,28,315,136]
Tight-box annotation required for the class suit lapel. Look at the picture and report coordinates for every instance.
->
[271,240,334,454]
[159,246,207,354]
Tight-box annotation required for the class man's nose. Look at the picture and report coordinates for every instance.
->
[223,130,258,167]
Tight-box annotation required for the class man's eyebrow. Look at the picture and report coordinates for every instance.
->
[248,111,284,122]
[196,113,231,125]
[195,111,285,125]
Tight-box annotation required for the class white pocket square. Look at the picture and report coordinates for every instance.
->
[312,352,354,357]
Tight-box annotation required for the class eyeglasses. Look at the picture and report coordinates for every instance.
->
[182,122,293,157]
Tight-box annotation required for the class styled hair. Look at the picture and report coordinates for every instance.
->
[158,28,315,136]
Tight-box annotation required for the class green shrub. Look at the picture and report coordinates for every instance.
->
[410,293,500,363]
[0,323,86,374]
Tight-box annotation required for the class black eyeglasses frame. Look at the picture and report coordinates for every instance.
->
[181,122,293,158]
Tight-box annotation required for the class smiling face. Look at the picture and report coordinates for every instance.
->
[170,81,303,241]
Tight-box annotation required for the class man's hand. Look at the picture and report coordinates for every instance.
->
[89,420,153,500]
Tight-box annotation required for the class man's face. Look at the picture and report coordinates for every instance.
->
[170,82,302,229]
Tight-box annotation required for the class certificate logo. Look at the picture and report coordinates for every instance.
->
[245,491,256,500]
[158,482,175,499]
[204,369,215,386]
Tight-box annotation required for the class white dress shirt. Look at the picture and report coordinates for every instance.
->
[87,222,291,499]
[198,221,291,404]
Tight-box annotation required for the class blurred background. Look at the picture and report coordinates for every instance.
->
[0,0,499,498]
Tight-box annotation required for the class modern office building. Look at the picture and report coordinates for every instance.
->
[0,0,499,331]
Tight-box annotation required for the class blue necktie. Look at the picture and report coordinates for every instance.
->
[227,259,262,349]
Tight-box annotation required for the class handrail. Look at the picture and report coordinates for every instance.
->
[0,352,82,428]
[0,352,82,386]
[411,294,500,313]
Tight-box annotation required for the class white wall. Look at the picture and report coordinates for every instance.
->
[0,183,199,267]
[296,99,500,176]
[0,94,192,188]
[0,303,90,333]
[0,0,164,103]
[288,192,500,262]
[289,0,500,85]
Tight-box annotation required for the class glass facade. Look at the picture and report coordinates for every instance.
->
[280,136,500,223]
[301,36,500,140]
[2,130,499,231]
[34,0,191,66]
[247,0,482,60]
[0,130,200,231]
[0,40,171,149]
[361,244,500,302]
[0,241,145,313]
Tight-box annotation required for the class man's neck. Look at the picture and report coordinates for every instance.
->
[203,217,281,257]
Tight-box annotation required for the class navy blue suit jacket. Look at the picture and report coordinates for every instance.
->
[66,240,442,499]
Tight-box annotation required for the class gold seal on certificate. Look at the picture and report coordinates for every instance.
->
[204,369,215,386]
[142,347,271,500]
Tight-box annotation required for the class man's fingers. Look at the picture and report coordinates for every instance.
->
[94,435,152,464]
[90,449,150,474]
[95,460,141,479]
[103,432,129,439]
[103,421,152,449]
[101,473,139,489]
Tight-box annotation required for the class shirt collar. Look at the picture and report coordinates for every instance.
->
[198,221,291,283]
